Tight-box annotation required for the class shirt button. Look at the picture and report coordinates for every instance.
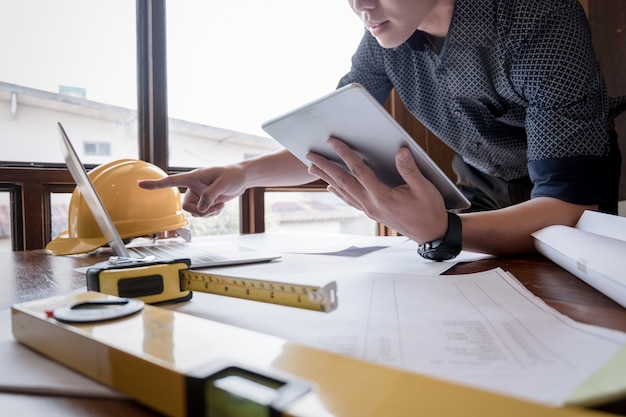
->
[453,110,461,117]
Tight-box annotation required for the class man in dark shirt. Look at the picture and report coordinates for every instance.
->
[140,0,623,257]
[338,0,612,211]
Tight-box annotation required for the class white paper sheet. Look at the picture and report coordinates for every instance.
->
[167,267,626,406]
[197,233,491,276]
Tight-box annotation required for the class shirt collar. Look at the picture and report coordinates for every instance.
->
[406,30,431,52]
[405,0,495,52]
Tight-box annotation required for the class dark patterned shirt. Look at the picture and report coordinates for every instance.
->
[338,0,610,205]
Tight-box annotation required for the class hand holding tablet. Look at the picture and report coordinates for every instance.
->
[262,83,470,210]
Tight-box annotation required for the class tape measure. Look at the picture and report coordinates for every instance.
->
[86,258,338,312]
[180,269,337,312]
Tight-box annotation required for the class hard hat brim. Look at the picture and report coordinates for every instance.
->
[45,230,109,256]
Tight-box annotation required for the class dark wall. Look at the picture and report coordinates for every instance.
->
[589,2,626,201]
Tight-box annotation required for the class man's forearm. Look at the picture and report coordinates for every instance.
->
[460,197,596,255]
[239,149,318,188]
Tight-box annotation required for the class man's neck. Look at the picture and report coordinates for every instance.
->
[417,0,456,38]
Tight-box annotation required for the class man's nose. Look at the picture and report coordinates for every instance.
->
[352,0,377,12]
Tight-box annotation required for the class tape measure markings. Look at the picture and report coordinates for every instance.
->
[180,270,337,312]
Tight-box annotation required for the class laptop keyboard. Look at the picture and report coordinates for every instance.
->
[126,245,228,264]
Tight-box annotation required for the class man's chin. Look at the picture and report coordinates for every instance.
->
[375,37,405,49]
[372,32,411,49]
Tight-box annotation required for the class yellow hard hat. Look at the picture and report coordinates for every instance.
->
[46,159,189,255]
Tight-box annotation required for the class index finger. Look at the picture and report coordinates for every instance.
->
[137,173,192,190]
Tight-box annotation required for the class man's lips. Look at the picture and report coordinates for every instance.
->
[366,20,386,29]
[366,20,389,35]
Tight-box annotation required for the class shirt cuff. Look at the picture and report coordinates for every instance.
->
[529,156,608,205]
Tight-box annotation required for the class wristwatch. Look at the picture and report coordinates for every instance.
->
[417,212,462,261]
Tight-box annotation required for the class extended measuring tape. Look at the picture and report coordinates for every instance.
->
[86,258,338,312]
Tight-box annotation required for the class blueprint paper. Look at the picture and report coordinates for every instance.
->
[533,211,626,308]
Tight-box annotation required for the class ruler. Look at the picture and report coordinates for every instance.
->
[86,258,338,312]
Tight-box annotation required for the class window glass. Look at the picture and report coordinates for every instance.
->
[0,192,10,251]
[50,192,72,242]
[185,200,241,236]
[84,142,112,157]
[0,0,138,164]
[265,191,377,236]
[166,0,364,167]
[166,1,375,236]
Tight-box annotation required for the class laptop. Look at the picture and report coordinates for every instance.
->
[56,122,280,268]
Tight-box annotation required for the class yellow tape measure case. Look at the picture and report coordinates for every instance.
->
[86,258,338,312]
[86,258,193,304]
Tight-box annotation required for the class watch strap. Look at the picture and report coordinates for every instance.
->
[417,212,462,261]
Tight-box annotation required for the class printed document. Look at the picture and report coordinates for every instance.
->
[170,262,626,406]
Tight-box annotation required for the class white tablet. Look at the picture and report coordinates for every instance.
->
[262,83,470,210]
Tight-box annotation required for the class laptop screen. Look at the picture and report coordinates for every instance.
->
[57,122,131,258]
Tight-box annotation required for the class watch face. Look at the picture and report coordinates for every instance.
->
[419,246,459,261]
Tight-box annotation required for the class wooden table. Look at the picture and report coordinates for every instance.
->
[1,249,625,416]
